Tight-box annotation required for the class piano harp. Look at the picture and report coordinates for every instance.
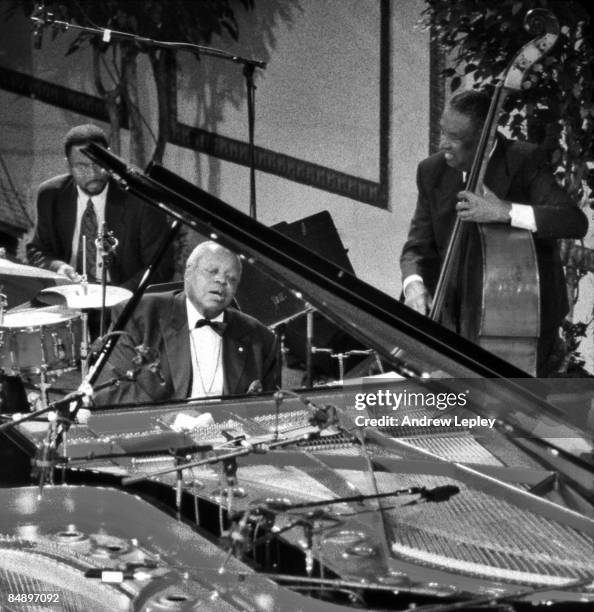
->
[4,143,594,611]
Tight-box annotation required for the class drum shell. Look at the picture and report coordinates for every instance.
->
[0,307,81,376]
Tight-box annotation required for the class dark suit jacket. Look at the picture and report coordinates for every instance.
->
[26,174,173,290]
[400,137,588,332]
[94,291,278,405]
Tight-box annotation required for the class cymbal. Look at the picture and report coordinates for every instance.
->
[37,283,132,309]
[0,257,70,281]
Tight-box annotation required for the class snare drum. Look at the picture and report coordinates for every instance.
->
[0,306,81,376]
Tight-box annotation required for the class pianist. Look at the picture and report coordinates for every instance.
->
[94,241,278,405]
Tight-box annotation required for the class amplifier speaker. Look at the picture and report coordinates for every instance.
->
[236,211,365,379]
[236,211,353,327]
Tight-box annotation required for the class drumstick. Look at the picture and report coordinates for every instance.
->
[81,236,88,293]
[82,235,86,279]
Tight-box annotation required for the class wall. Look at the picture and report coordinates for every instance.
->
[1,1,592,374]
[0,0,429,298]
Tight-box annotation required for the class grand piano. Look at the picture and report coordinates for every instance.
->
[2,143,593,611]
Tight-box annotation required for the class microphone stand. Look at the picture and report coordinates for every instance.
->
[0,356,166,498]
[82,218,180,392]
[121,427,322,487]
[0,362,148,436]
[0,211,179,495]
[244,62,258,219]
[236,484,459,578]
[251,484,460,515]
[95,223,119,339]
[30,10,266,219]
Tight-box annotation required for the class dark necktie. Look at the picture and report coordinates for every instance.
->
[194,318,227,336]
[77,199,98,281]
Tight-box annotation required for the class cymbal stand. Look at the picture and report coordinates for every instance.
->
[95,223,119,338]
[37,367,51,414]
[269,305,314,387]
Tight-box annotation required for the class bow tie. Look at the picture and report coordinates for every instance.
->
[194,318,227,336]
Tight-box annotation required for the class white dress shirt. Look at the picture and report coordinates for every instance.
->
[70,184,109,281]
[186,298,224,398]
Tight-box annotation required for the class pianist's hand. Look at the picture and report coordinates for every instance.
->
[404,280,431,315]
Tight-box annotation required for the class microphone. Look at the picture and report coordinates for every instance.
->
[291,391,338,430]
[95,224,119,261]
[308,404,338,430]
[403,485,460,506]
[31,3,46,50]
[257,497,294,512]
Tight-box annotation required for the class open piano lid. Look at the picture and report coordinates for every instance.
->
[83,142,594,454]
[32,143,590,609]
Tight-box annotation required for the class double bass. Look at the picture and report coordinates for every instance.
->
[430,9,560,375]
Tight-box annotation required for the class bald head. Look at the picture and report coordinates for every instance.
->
[184,241,242,317]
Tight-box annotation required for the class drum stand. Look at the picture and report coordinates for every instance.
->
[38,366,51,411]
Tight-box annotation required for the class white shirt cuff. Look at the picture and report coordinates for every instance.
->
[402,274,424,296]
[510,204,537,232]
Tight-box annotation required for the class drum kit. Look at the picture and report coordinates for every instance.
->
[0,257,131,410]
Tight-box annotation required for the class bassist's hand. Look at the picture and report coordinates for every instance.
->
[456,188,512,224]
[404,280,432,315]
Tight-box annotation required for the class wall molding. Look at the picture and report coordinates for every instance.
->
[0,2,390,208]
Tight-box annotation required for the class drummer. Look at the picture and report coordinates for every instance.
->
[26,124,173,290]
